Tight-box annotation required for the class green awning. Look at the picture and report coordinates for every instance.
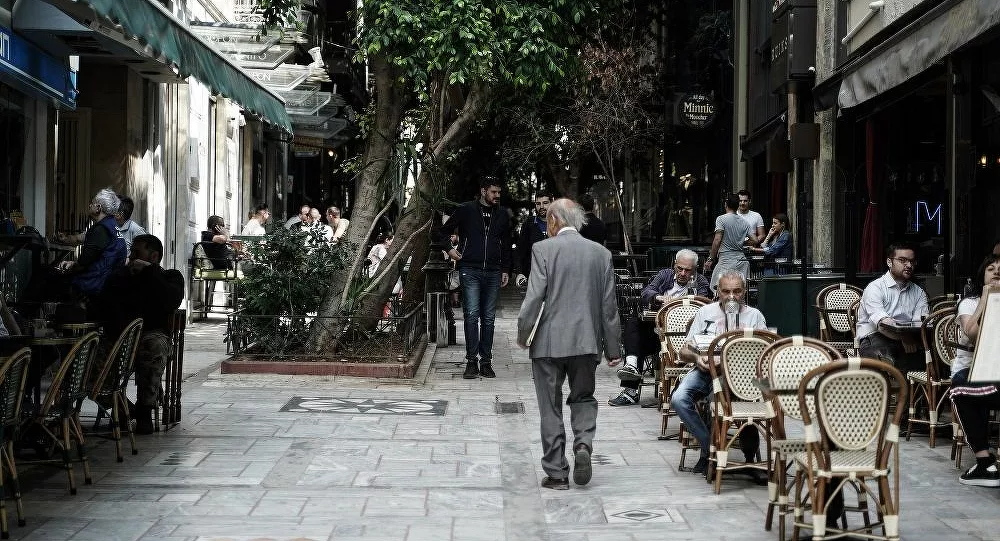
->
[66,0,292,133]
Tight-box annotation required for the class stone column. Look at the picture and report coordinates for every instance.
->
[812,0,838,266]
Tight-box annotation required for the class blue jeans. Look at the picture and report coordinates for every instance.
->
[671,367,713,458]
[459,267,501,363]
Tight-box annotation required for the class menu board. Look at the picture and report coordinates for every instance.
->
[970,291,1000,383]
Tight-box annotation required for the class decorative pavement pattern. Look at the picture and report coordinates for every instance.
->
[279,396,448,415]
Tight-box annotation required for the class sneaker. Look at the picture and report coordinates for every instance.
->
[616,364,642,382]
[463,361,479,379]
[607,389,638,406]
[691,456,709,474]
[479,362,496,378]
[573,444,592,486]
[959,462,1000,487]
[541,476,569,490]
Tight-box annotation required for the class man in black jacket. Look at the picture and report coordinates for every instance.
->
[578,193,607,245]
[437,179,512,379]
[93,234,184,433]
[514,193,551,287]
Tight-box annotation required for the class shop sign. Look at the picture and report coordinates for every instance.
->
[677,93,717,129]
[770,4,817,93]
[0,25,76,108]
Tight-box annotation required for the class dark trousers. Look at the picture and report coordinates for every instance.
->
[531,355,599,479]
[858,332,925,373]
[951,368,1000,454]
[620,318,660,391]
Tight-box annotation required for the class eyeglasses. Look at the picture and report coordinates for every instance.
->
[892,257,916,265]
[739,199,750,203]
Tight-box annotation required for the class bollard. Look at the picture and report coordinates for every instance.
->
[426,292,448,347]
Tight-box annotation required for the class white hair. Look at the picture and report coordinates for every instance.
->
[718,271,746,289]
[92,188,120,216]
[675,249,698,266]
[547,198,585,230]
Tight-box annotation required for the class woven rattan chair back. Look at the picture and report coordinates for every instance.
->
[0,348,31,430]
[932,311,958,369]
[39,332,100,419]
[710,329,781,402]
[90,319,144,402]
[658,297,708,363]
[929,294,959,313]
[801,358,907,453]
[762,336,840,421]
[816,284,862,338]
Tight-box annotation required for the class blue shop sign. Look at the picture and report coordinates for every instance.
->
[0,25,76,108]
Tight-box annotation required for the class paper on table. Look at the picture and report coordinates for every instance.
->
[526,302,545,347]
[970,291,1000,383]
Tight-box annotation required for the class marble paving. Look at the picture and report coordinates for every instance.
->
[6,292,1000,540]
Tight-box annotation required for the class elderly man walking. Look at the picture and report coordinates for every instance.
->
[517,198,621,490]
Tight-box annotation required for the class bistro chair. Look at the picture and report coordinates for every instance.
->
[158,309,186,431]
[906,307,956,448]
[791,358,907,541]
[89,318,143,462]
[928,293,959,312]
[815,284,862,356]
[655,296,711,440]
[705,328,781,494]
[757,336,842,541]
[0,348,31,538]
[21,332,100,495]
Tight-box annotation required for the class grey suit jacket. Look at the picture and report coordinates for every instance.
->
[517,228,621,360]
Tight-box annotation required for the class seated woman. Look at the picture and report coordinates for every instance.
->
[56,188,127,301]
[748,213,792,275]
[950,253,1000,486]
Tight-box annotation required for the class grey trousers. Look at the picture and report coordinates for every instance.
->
[531,354,599,479]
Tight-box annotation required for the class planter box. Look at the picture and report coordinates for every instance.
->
[221,336,428,378]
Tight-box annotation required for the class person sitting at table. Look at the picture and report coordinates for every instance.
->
[115,195,147,253]
[240,203,270,236]
[56,188,127,301]
[674,271,768,477]
[608,249,712,406]
[855,243,929,373]
[946,254,1000,486]
[92,234,184,434]
[748,213,792,276]
[200,215,236,269]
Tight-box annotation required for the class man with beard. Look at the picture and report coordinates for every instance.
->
[856,243,929,373]
[515,193,552,287]
[436,179,512,379]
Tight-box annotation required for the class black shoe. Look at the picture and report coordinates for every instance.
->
[135,406,155,435]
[463,361,479,379]
[541,476,569,490]
[573,444,592,486]
[746,469,769,486]
[959,461,1000,487]
[692,456,709,474]
[479,362,496,378]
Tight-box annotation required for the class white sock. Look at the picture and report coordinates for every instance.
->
[625,355,638,368]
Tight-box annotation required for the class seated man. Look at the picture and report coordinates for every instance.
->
[93,234,184,434]
[674,271,767,476]
[856,243,929,373]
[608,249,712,406]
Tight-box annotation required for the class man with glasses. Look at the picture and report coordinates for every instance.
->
[608,249,711,406]
[736,189,766,246]
[284,204,312,229]
[856,243,929,372]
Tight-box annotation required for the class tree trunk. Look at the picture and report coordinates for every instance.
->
[306,75,491,353]
[305,56,407,352]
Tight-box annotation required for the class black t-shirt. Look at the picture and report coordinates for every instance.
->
[479,203,493,232]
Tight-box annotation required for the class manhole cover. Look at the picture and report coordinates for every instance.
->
[495,401,525,414]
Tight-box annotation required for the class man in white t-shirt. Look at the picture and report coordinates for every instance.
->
[736,189,765,246]
[674,272,768,476]
[241,204,270,236]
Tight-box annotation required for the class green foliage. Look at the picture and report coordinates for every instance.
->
[358,0,619,98]
[239,225,353,317]
[254,0,303,33]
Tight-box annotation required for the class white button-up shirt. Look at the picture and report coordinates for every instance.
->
[856,271,929,340]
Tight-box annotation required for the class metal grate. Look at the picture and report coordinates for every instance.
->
[495,401,525,414]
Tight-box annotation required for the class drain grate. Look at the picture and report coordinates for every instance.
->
[495,401,525,414]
